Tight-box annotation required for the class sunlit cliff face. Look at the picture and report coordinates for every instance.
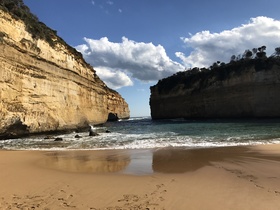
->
[0,9,129,138]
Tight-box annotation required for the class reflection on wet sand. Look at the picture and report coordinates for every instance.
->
[152,146,280,173]
[152,147,238,173]
[41,150,131,173]
[39,146,280,175]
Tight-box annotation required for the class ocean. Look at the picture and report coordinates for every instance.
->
[1,117,280,150]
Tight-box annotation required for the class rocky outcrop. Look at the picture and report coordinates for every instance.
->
[150,58,280,119]
[0,9,129,138]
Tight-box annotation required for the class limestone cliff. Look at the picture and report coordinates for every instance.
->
[0,8,129,138]
[150,58,280,119]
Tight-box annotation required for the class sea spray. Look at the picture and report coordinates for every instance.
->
[1,117,280,150]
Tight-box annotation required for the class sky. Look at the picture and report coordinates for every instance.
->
[23,0,280,117]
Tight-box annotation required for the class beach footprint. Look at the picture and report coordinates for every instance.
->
[97,182,168,210]
[42,185,76,209]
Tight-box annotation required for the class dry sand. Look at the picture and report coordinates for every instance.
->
[0,144,280,210]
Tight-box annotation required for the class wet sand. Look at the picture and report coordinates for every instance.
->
[0,145,280,209]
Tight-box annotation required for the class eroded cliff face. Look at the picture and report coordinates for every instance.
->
[0,10,129,138]
[150,60,280,119]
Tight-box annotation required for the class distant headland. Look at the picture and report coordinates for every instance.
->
[150,46,280,119]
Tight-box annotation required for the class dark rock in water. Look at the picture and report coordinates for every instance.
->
[75,134,82,138]
[89,131,98,136]
[89,125,99,136]
[107,112,119,121]
[105,130,111,133]
[44,135,54,139]
[54,137,63,141]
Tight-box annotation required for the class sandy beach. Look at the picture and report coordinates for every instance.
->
[0,145,280,210]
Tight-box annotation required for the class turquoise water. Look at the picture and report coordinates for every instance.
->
[1,117,280,150]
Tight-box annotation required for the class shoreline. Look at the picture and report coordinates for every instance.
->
[1,144,280,209]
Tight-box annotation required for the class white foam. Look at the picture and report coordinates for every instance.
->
[1,120,280,151]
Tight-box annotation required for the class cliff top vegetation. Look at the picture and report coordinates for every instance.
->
[153,46,280,94]
[0,0,88,66]
[0,0,123,95]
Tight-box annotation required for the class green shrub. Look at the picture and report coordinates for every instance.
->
[155,52,280,94]
[0,0,85,61]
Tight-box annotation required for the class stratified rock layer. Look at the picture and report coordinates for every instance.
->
[150,59,280,119]
[0,10,129,138]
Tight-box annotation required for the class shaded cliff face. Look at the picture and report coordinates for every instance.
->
[0,9,129,138]
[150,58,280,119]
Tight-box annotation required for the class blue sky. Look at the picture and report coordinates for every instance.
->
[23,0,280,117]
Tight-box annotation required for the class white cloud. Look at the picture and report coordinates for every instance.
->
[94,67,133,89]
[76,37,185,89]
[106,0,113,5]
[92,0,117,13]
[118,8,122,13]
[177,16,280,68]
